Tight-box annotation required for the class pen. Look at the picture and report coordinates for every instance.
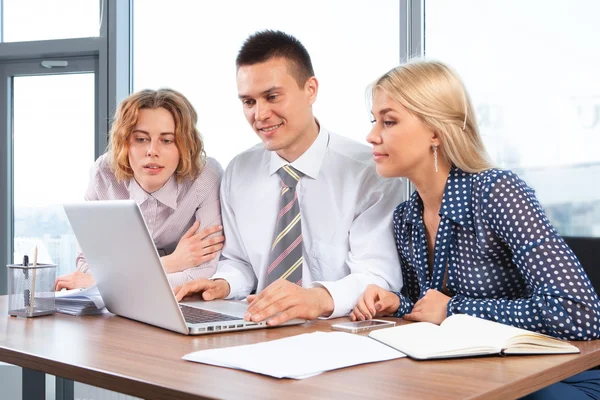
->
[23,254,30,308]
[22,254,29,279]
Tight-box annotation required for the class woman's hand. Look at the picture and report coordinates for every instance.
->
[55,270,95,291]
[350,284,400,321]
[162,222,224,273]
[404,289,450,325]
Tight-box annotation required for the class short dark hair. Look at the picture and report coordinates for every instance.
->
[236,30,315,88]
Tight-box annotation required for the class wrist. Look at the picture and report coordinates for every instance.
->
[390,291,403,316]
[311,287,334,317]
[213,278,231,298]
[161,254,178,273]
[393,293,401,312]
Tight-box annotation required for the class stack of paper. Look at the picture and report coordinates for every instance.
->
[55,286,107,316]
[183,331,405,379]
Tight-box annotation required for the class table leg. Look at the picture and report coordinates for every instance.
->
[22,368,45,400]
[56,377,75,400]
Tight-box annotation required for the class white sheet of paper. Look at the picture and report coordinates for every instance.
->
[182,331,405,379]
[55,285,105,308]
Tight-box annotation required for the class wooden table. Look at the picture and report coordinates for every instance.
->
[1,296,600,400]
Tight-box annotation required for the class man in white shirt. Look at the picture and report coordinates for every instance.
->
[174,30,405,325]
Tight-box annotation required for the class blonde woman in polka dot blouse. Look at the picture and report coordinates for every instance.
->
[353,61,600,398]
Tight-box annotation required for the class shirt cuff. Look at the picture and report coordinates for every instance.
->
[446,294,461,317]
[392,292,405,318]
[166,265,216,288]
[76,258,89,273]
[166,273,185,288]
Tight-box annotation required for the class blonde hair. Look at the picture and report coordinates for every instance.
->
[107,88,205,181]
[372,60,493,173]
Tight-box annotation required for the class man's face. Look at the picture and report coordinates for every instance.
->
[237,57,318,161]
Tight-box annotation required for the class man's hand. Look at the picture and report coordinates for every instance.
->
[350,284,400,321]
[244,279,334,326]
[173,278,230,302]
[404,289,450,325]
[162,222,224,273]
[55,270,95,291]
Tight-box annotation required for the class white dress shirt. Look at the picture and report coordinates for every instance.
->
[212,126,405,318]
[77,153,223,287]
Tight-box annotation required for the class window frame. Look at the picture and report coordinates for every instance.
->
[0,0,132,294]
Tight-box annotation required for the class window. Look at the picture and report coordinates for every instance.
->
[425,0,600,236]
[133,0,400,166]
[12,72,95,276]
[2,0,100,42]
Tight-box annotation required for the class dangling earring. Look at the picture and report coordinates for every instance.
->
[432,145,438,173]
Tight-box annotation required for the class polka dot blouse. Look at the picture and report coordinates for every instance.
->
[392,166,600,340]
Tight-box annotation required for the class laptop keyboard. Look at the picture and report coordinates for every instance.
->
[179,304,240,324]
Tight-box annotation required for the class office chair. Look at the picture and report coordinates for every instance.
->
[563,236,600,296]
[563,236,600,369]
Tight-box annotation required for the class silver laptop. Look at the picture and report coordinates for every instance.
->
[63,200,306,335]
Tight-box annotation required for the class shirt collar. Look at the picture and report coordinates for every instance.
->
[152,174,178,209]
[439,166,474,230]
[268,121,329,180]
[128,174,178,210]
[404,166,473,231]
[405,190,424,226]
[128,178,149,206]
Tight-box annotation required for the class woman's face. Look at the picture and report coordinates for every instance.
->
[127,107,180,193]
[367,89,436,178]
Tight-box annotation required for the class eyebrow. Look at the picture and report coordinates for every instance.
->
[238,86,283,99]
[371,108,399,119]
[376,108,396,115]
[131,129,175,136]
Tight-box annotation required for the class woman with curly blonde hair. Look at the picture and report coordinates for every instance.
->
[56,88,224,290]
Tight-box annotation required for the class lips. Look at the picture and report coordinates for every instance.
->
[143,163,164,169]
[372,151,388,162]
[258,123,283,136]
[143,163,165,174]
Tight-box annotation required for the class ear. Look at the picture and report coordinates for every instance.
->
[430,130,441,147]
[305,76,319,105]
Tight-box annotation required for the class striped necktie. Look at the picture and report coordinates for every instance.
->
[266,165,304,286]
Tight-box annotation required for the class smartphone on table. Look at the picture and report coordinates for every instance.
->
[331,319,396,333]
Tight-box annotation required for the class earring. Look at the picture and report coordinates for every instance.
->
[432,145,438,173]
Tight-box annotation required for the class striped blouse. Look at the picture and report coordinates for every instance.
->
[76,153,223,287]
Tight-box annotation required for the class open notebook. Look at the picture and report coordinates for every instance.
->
[369,314,580,360]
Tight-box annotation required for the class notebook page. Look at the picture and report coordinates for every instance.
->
[441,314,534,348]
[370,322,496,358]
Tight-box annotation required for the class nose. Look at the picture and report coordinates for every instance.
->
[146,140,160,157]
[254,100,271,121]
[366,125,382,145]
